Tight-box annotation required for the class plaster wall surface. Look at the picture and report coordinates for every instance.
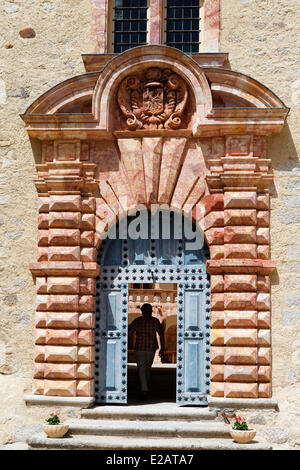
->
[221,0,300,449]
[0,0,299,449]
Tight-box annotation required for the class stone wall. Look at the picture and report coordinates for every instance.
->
[221,0,300,449]
[0,0,92,447]
[0,0,299,450]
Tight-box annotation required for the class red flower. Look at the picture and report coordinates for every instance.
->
[50,413,54,416]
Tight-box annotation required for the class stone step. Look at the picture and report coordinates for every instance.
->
[27,433,272,451]
[68,419,229,438]
[81,404,217,421]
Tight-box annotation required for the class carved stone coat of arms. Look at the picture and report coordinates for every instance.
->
[117,67,188,130]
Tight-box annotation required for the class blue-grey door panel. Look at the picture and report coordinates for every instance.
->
[96,286,128,404]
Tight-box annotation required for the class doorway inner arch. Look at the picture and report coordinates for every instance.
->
[94,210,211,406]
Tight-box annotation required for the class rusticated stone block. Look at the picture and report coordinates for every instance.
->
[36,277,47,294]
[224,192,257,209]
[49,195,81,212]
[38,214,49,229]
[35,312,46,328]
[224,365,257,382]
[78,346,95,363]
[48,246,81,262]
[49,212,80,229]
[38,197,50,213]
[258,329,271,346]
[35,329,46,345]
[224,293,256,310]
[258,347,271,365]
[204,211,224,230]
[47,277,79,294]
[211,365,224,381]
[78,313,95,329]
[33,379,44,395]
[81,214,96,230]
[201,194,224,215]
[258,383,271,398]
[224,209,256,226]
[37,248,48,262]
[210,329,224,346]
[224,275,257,292]
[257,211,269,227]
[224,383,258,398]
[44,345,77,363]
[210,245,224,260]
[205,227,224,246]
[211,311,224,328]
[77,363,94,380]
[257,293,270,311]
[257,275,270,293]
[79,278,96,295]
[224,329,257,346]
[224,226,256,244]
[34,346,45,362]
[258,366,271,382]
[225,347,257,365]
[80,231,94,247]
[77,380,94,397]
[258,311,271,329]
[224,311,257,328]
[45,329,78,346]
[211,347,225,364]
[44,363,77,379]
[224,244,256,259]
[36,295,47,311]
[81,197,96,213]
[210,275,224,293]
[257,194,270,210]
[44,379,77,397]
[78,329,94,345]
[79,295,95,312]
[210,382,224,397]
[257,245,270,260]
[256,227,270,245]
[34,363,45,379]
[80,247,97,262]
[46,312,78,329]
[48,229,80,246]
[38,230,48,247]
[211,293,224,310]
[47,295,78,311]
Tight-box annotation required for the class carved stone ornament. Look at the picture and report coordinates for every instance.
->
[117,67,188,130]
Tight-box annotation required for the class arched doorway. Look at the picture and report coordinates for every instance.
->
[94,210,210,406]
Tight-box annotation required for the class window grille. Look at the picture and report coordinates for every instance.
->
[165,0,201,53]
[113,0,148,53]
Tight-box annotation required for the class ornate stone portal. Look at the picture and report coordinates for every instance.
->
[21,45,289,402]
[117,67,188,130]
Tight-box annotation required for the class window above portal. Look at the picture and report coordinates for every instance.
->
[112,0,148,53]
[93,0,220,55]
[165,0,202,53]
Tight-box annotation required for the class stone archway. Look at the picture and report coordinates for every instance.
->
[22,45,288,403]
[94,209,210,405]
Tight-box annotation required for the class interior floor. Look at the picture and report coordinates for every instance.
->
[127,363,176,404]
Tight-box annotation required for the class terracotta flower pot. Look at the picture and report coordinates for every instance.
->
[43,424,69,438]
[230,428,256,444]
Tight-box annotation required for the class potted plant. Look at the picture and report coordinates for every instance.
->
[43,411,69,438]
[230,416,256,444]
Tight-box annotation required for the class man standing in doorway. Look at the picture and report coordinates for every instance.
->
[128,303,164,400]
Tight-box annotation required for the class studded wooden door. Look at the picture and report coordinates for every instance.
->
[94,212,210,405]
